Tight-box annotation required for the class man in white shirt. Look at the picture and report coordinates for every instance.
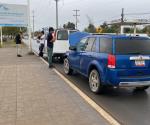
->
[39,31,45,57]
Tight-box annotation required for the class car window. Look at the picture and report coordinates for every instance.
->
[100,38,112,53]
[57,30,68,40]
[85,37,96,52]
[91,40,96,52]
[115,38,150,55]
[77,38,88,51]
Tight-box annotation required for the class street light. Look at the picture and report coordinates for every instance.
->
[54,0,59,29]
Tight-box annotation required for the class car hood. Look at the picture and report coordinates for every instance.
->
[69,31,90,46]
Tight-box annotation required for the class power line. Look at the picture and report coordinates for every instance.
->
[125,12,150,15]
[73,9,80,29]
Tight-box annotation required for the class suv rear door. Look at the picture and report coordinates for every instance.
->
[115,37,150,69]
[114,37,150,77]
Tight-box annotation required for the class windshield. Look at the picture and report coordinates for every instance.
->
[115,38,150,55]
[57,30,68,40]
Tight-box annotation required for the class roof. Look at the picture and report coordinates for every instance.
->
[69,32,150,46]
[107,19,150,25]
[86,34,150,40]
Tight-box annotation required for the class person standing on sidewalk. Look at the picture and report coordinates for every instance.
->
[39,31,45,57]
[47,27,55,68]
[15,31,23,57]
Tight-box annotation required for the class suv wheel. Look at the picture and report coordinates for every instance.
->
[64,58,73,75]
[135,86,149,91]
[89,69,103,94]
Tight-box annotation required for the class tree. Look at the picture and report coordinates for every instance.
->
[100,22,120,33]
[2,27,27,38]
[100,22,108,33]
[84,24,96,33]
[1,27,27,41]
[63,22,75,30]
[142,25,150,35]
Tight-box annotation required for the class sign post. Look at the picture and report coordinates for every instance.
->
[0,27,2,47]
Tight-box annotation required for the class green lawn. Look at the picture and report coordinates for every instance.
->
[0,40,25,48]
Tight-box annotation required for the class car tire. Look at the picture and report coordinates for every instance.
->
[135,86,150,91]
[64,58,73,75]
[60,56,64,63]
[89,69,103,94]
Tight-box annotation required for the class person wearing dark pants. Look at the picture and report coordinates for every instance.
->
[47,47,53,67]
[15,32,23,57]
[47,27,55,68]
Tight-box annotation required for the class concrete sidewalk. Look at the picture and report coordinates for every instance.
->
[0,47,109,125]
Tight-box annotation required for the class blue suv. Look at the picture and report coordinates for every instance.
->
[64,35,150,93]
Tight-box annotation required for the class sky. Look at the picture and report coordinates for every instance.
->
[0,0,150,31]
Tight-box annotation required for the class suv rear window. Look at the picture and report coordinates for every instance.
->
[100,38,112,53]
[115,38,150,55]
[57,30,68,40]
[85,37,96,52]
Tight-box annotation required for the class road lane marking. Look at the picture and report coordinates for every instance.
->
[53,68,121,125]
[36,54,121,125]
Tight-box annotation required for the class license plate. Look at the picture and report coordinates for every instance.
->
[135,60,145,66]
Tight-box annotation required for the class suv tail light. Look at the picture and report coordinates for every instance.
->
[107,54,116,69]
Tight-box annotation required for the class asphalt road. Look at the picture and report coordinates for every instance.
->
[53,62,150,125]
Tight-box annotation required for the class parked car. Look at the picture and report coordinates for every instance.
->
[53,29,78,60]
[64,34,150,93]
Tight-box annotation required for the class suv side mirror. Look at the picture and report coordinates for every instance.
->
[69,46,77,51]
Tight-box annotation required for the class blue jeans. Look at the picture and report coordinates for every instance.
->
[47,47,53,66]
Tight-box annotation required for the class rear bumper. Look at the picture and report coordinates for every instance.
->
[53,53,65,57]
[105,69,150,87]
[119,81,150,87]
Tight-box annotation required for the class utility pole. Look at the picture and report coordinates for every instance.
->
[73,9,80,29]
[27,0,32,53]
[120,8,124,34]
[54,0,60,29]
[32,10,35,38]
[121,8,124,24]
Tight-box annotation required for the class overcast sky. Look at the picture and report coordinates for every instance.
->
[1,0,150,31]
